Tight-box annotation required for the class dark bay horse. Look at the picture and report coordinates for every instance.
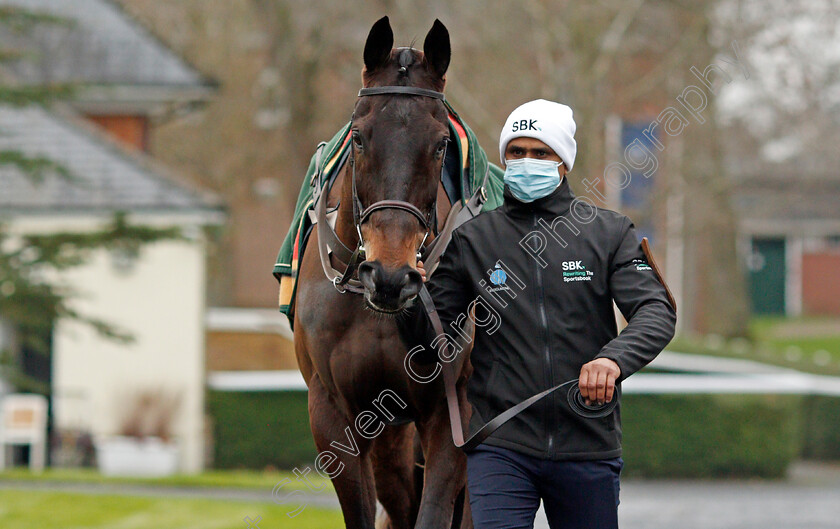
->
[293,16,473,529]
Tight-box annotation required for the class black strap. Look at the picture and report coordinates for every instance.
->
[358,86,446,100]
[417,284,618,451]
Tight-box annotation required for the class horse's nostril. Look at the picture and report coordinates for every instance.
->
[358,262,379,292]
[406,269,422,286]
[401,269,423,300]
[360,262,422,310]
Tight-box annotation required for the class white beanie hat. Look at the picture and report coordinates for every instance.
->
[499,99,577,172]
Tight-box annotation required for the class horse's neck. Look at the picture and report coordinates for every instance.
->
[328,164,365,253]
[434,181,452,235]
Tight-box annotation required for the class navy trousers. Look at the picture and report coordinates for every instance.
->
[466,444,622,529]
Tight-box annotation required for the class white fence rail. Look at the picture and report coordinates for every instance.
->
[207,351,840,397]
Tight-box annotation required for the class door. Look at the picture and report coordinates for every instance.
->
[748,237,786,315]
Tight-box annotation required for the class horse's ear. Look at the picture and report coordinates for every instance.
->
[364,16,394,72]
[423,19,450,79]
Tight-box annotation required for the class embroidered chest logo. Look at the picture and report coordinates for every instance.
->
[479,260,526,309]
[487,264,511,292]
[561,260,594,282]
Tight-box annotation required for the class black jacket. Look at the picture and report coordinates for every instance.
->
[396,177,676,460]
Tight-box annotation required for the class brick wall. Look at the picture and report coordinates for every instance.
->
[86,114,149,152]
[802,251,840,315]
[206,331,297,371]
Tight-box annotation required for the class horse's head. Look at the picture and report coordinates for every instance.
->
[352,16,451,314]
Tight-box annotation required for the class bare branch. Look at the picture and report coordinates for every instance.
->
[590,0,646,81]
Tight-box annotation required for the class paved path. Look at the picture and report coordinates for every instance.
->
[0,479,343,508]
[649,351,800,374]
[608,480,840,529]
[3,463,839,527]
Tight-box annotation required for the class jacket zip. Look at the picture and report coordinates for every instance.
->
[533,212,555,456]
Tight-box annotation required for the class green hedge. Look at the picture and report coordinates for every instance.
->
[206,390,317,470]
[207,390,837,475]
[799,396,840,460]
[621,394,802,478]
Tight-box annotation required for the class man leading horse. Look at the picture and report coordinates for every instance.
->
[397,99,677,528]
[275,14,676,529]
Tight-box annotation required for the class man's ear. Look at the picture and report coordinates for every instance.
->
[423,19,450,79]
[364,16,394,73]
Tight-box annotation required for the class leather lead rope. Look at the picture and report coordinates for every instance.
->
[417,285,618,452]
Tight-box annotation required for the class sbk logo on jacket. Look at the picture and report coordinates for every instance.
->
[561,259,594,282]
[561,260,585,270]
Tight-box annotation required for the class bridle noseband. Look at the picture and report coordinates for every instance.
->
[332,85,448,293]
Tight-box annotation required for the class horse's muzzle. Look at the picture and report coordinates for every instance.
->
[358,261,423,312]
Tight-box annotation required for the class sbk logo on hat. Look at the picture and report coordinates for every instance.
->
[499,99,576,171]
[511,119,541,132]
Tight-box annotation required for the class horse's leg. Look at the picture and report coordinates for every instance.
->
[308,374,377,529]
[450,484,466,529]
[370,423,419,529]
[413,403,469,529]
[293,314,314,385]
[458,486,473,529]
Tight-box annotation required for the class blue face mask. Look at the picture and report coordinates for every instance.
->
[503,158,563,203]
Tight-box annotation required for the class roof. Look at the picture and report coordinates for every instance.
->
[0,0,215,91]
[733,177,840,223]
[0,103,223,220]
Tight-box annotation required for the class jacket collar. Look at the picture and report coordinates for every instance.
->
[501,175,576,217]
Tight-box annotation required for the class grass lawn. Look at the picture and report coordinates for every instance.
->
[0,467,333,493]
[0,489,342,529]
[751,316,840,354]
[668,315,840,376]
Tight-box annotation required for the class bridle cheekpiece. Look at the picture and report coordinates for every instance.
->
[328,85,447,293]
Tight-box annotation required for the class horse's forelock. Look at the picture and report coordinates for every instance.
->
[355,45,448,205]
[362,48,443,91]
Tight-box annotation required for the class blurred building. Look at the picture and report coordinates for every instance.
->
[735,175,840,316]
[0,0,222,472]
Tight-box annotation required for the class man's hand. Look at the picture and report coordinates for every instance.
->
[578,358,621,406]
[416,260,427,282]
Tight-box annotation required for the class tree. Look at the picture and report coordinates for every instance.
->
[0,6,182,393]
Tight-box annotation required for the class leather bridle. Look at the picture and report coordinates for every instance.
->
[349,90,442,265]
[315,85,484,295]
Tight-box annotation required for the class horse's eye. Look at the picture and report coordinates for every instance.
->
[352,132,364,150]
[435,138,449,159]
